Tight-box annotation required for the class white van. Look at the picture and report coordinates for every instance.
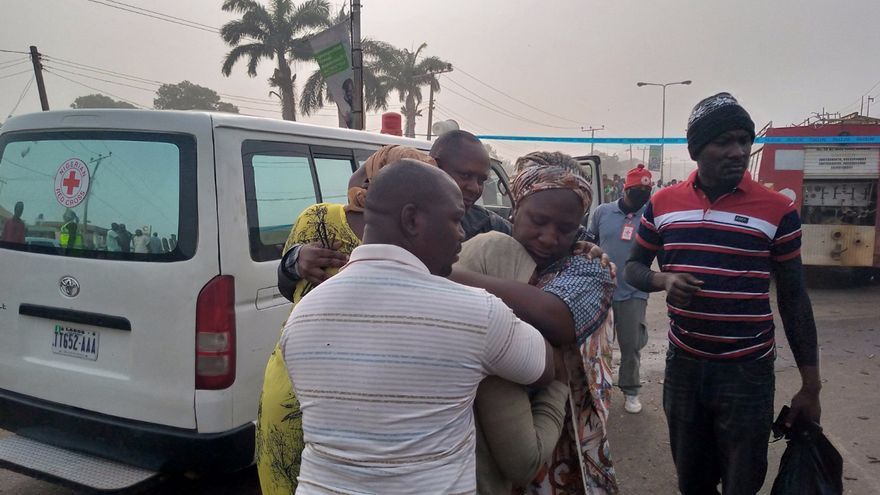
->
[0,109,524,491]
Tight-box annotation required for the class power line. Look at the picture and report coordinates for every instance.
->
[0,49,29,55]
[99,0,220,31]
[440,80,578,130]
[84,0,219,34]
[7,75,35,118]
[453,65,583,125]
[836,77,880,115]
[45,65,157,92]
[0,69,32,81]
[43,54,283,107]
[0,58,30,71]
[44,69,150,108]
[45,56,164,85]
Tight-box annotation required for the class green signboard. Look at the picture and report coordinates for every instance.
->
[315,43,350,77]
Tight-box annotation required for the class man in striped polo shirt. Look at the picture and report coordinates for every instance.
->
[281,160,554,494]
[625,93,821,494]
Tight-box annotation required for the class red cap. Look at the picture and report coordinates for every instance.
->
[625,164,653,190]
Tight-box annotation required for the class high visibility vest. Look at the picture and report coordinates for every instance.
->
[60,221,83,248]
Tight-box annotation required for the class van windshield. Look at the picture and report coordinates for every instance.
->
[0,130,197,261]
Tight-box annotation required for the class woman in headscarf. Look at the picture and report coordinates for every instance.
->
[256,145,437,495]
[452,151,618,494]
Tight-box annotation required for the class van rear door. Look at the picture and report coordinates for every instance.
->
[0,111,218,429]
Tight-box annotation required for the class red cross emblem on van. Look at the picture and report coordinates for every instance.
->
[53,158,91,208]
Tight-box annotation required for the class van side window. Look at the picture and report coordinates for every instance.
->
[0,131,196,261]
[313,156,355,205]
[242,141,317,262]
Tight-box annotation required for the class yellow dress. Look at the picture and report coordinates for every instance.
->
[256,203,361,495]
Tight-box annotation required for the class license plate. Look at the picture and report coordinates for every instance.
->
[52,324,99,361]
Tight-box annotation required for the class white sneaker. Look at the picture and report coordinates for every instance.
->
[624,395,642,414]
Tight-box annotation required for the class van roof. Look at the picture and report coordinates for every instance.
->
[1,109,432,151]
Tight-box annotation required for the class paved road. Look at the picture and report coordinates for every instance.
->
[3,279,879,494]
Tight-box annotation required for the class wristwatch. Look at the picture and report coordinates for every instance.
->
[281,244,304,280]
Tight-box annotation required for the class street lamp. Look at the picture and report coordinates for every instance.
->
[636,80,692,182]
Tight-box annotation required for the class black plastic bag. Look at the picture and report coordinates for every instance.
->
[770,406,843,495]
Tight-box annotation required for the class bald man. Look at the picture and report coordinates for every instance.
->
[280,160,553,494]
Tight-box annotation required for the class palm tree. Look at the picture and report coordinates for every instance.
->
[378,43,450,138]
[220,0,331,121]
[300,41,450,137]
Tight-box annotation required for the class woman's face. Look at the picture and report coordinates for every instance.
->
[512,189,584,269]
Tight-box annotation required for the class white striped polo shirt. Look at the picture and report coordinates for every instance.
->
[281,244,547,494]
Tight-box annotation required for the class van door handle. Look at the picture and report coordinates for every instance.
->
[19,304,132,331]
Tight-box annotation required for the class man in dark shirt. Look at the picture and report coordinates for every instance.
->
[625,93,821,494]
[431,131,512,239]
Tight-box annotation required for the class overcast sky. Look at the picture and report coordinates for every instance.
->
[2,0,879,174]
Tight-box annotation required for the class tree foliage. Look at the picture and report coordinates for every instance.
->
[220,0,331,121]
[70,94,137,109]
[153,81,239,113]
[364,43,449,138]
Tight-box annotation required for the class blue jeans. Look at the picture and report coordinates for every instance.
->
[663,346,775,495]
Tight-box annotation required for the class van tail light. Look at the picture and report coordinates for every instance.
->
[195,275,236,390]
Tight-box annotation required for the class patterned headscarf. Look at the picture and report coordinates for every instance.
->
[346,145,436,212]
[512,155,593,212]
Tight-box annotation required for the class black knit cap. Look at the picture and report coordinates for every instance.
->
[686,92,755,160]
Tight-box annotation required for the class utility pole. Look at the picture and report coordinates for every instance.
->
[29,46,49,111]
[82,152,111,247]
[349,0,364,130]
[426,64,453,140]
[580,125,605,154]
[868,97,875,118]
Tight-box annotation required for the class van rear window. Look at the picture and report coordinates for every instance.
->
[0,131,197,261]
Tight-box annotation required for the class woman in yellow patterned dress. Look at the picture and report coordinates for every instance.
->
[255,146,436,495]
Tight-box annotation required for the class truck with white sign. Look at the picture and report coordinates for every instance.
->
[750,116,879,276]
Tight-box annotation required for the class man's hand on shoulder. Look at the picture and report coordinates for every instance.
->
[572,241,615,278]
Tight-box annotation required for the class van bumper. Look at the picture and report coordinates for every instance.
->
[0,388,254,474]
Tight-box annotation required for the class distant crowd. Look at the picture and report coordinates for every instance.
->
[0,203,176,254]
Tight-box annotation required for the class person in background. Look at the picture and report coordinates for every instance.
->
[652,179,664,195]
[588,163,653,414]
[133,229,149,253]
[1,201,26,243]
[625,92,821,494]
[168,233,177,252]
[59,209,82,248]
[106,222,121,252]
[148,232,163,253]
[281,160,554,494]
[117,224,132,253]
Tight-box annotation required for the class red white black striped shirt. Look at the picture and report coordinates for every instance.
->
[636,170,802,361]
